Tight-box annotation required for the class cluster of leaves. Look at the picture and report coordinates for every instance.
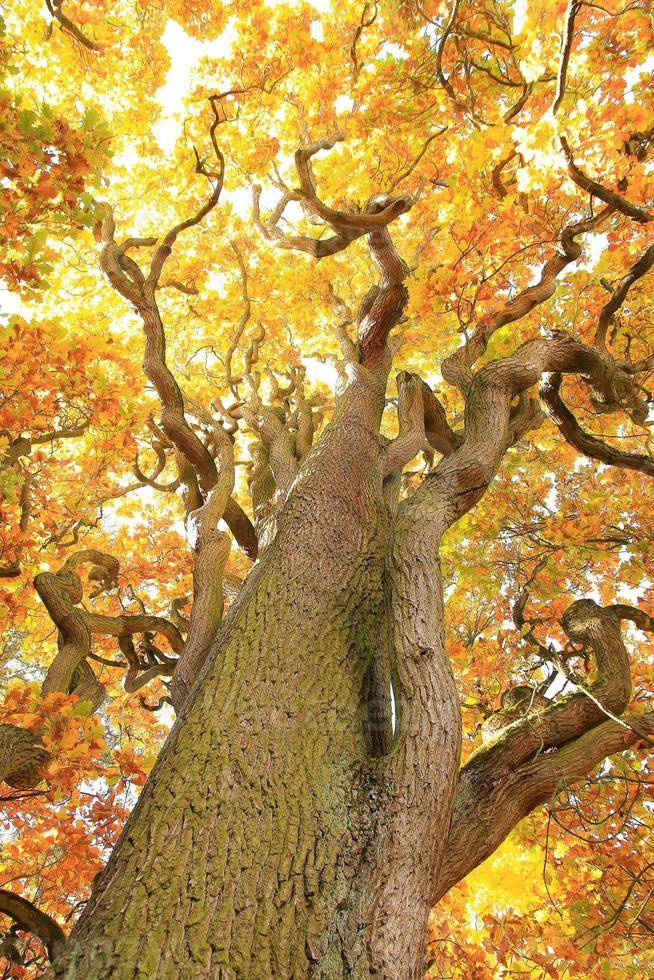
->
[0,683,161,976]
[0,16,111,292]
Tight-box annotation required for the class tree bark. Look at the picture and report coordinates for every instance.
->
[43,131,654,978]
[51,370,461,979]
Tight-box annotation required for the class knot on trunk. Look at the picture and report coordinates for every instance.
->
[0,724,50,789]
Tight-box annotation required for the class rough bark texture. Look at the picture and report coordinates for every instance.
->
[42,323,653,977]
[52,358,459,978]
[0,724,49,789]
[31,116,654,979]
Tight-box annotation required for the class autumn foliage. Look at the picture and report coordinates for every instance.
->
[1,0,653,976]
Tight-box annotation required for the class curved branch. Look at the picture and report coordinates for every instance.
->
[441,207,612,395]
[147,99,225,289]
[595,242,654,352]
[383,372,428,477]
[412,333,619,538]
[420,377,463,456]
[357,197,411,370]
[350,1,377,77]
[236,402,297,506]
[224,242,253,393]
[560,136,653,223]
[435,710,654,902]
[46,0,102,52]
[434,0,470,118]
[253,135,411,265]
[384,371,461,476]
[169,489,231,710]
[552,0,582,114]
[97,116,257,560]
[34,551,183,703]
[0,889,66,962]
[434,599,648,902]
[254,139,411,377]
[1,418,90,471]
[133,440,180,492]
[294,135,411,231]
[607,604,654,632]
[541,372,654,476]
[252,184,360,258]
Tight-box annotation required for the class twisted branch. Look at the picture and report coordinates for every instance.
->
[560,136,653,224]
[97,103,257,560]
[441,206,612,395]
[435,598,652,902]
[541,372,654,476]
[34,550,183,702]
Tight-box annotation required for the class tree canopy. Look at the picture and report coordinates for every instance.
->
[0,0,653,976]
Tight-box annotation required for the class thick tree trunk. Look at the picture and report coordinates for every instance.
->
[52,379,461,979]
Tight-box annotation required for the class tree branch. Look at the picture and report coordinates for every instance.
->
[0,889,66,962]
[595,242,654,353]
[383,372,428,477]
[254,138,412,374]
[552,0,582,114]
[560,136,653,223]
[412,332,625,537]
[34,550,183,704]
[45,0,102,53]
[252,136,411,264]
[1,418,90,471]
[169,488,231,709]
[441,207,612,395]
[434,599,651,902]
[356,197,411,370]
[96,108,257,560]
[541,372,654,476]
[384,371,461,477]
[435,710,654,902]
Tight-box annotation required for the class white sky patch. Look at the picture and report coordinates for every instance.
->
[154,20,238,153]
[380,42,408,61]
[303,355,339,392]
[512,0,527,35]
[335,94,354,115]
[0,286,28,319]
[582,231,609,270]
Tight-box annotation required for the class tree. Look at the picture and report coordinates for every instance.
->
[1,0,653,976]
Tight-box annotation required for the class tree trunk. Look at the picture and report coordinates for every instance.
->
[51,378,461,979]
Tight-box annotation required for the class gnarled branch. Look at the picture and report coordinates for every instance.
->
[541,372,654,476]
[408,329,651,545]
[441,207,612,395]
[435,598,651,902]
[560,136,653,224]
[96,106,257,560]
[0,889,66,962]
[595,242,654,353]
[34,550,183,704]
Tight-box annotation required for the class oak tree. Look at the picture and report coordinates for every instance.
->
[1,0,653,976]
